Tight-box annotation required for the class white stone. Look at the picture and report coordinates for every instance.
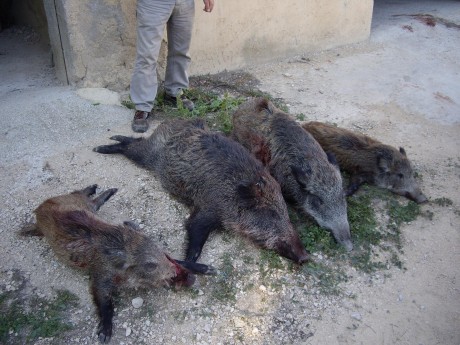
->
[132,297,144,309]
[233,318,245,328]
[350,312,362,321]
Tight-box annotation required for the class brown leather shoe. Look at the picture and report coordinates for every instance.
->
[132,110,150,133]
[164,93,195,111]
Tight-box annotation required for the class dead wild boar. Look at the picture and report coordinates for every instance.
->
[232,98,352,251]
[20,185,215,343]
[301,121,427,204]
[93,118,309,264]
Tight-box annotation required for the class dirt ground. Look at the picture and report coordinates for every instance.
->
[0,1,459,344]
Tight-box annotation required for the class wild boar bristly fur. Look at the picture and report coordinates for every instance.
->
[302,121,427,204]
[20,185,214,343]
[94,118,309,265]
[232,98,352,251]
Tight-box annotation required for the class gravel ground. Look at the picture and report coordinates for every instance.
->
[1,1,459,344]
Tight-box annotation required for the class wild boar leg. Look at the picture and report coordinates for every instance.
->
[185,210,221,262]
[81,184,98,197]
[91,272,115,343]
[346,174,369,196]
[91,188,118,211]
[174,259,217,275]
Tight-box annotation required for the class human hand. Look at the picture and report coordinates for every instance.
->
[203,0,214,12]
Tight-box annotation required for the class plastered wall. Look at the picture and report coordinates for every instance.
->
[43,0,373,90]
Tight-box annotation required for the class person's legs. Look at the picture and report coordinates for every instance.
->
[164,0,195,100]
[130,0,174,131]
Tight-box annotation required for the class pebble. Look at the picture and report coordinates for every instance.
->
[350,312,362,321]
[132,297,144,308]
[234,317,245,328]
[125,327,132,337]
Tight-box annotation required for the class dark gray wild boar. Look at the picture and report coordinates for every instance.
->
[93,118,309,264]
[301,121,427,204]
[20,185,214,343]
[232,98,352,251]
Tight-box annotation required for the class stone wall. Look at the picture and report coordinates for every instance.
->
[44,0,374,91]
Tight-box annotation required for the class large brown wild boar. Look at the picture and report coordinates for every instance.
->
[301,121,427,203]
[20,185,215,343]
[232,98,352,251]
[93,118,309,264]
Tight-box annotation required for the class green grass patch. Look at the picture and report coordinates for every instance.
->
[159,89,245,134]
[211,253,237,302]
[432,197,453,207]
[258,249,285,280]
[292,184,423,274]
[0,289,79,344]
[121,99,135,110]
[302,262,347,295]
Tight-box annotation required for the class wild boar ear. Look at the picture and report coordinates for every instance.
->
[377,154,390,173]
[255,98,272,114]
[326,152,339,167]
[237,181,257,207]
[237,177,267,207]
[291,165,311,189]
[123,220,141,231]
[399,147,407,156]
[106,249,127,269]
[253,138,271,166]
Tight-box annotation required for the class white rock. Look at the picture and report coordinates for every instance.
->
[350,312,362,321]
[132,297,144,308]
[233,317,245,328]
[125,327,132,337]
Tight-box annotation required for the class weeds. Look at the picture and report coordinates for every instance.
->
[160,89,245,134]
[293,184,423,275]
[432,197,453,207]
[211,253,237,302]
[302,262,347,295]
[258,250,285,280]
[0,288,79,344]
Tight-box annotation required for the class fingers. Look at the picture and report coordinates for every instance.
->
[203,0,214,12]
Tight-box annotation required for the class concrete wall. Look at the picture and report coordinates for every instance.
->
[191,0,374,75]
[44,0,373,91]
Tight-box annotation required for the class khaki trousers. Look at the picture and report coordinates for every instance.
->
[130,0,195,112]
